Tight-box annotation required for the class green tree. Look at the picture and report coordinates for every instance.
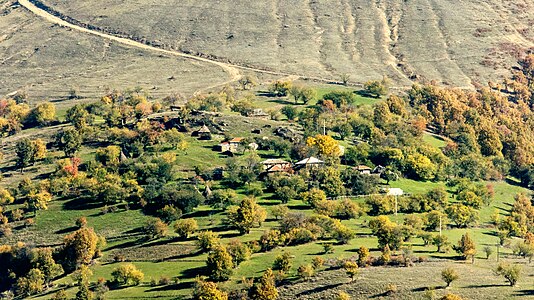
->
[226,239,251,266]
[143,218,168,239]
[446,204,478,227]
[56,128,82,157]
[15,268,45,296]
[273,252,292,272]
[15,138,36,172]
[364,78,389,98]
[66,104,92,130]
[281,105,298,121]
[206,245,234,281]
[300,188,327,207]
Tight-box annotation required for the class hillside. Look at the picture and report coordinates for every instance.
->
[35,0,534,87]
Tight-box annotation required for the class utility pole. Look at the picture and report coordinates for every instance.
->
[323,119,326,135]
[439,214,442,237]
[394,195,398,216]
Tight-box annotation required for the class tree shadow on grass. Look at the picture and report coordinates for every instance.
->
[515,290,534,297]
[183,210,217,218]
[62,197,103,211]
[105,238,147,251]
[412,286,443,292]
[296,282,343,297]
[220,232,242,239]
[287,204,309,210]
[180,265,209,279]
[465,284,509,288]
[55,226,78,234]
[146,281,194,292]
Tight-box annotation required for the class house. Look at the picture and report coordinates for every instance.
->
[294,156,324,169]
[261,159,292,173]
[248,108,270,119]
[216,137,243,153]
[355,165,372,175]
[197,125,212,140]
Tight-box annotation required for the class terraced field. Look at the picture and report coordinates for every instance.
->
[37,0,534,88]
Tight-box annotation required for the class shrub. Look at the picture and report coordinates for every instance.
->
[331,220,355,244]
[343,261,359,281]
[192,278,228,300]
[111,264,144,286]
[386,284,398,295]
[441,267,459,287]
[336,291,351,300]
[259,229,284,252]
[75,216,87,228]
[284,227,316,245]
[271,204,289,220]
[335,199,360,219]
[356,246,370,267]
[158,276,171,285]
[312,256,325,270]
[196,231,220,252]
[297,264,314,280]
[323,243,334,254]
[494,263,521,286]
[440,293,464,300]
[453,232,476,261]
[174,218,198,239]
[273,252,292,272]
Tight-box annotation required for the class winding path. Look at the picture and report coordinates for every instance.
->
[17,0,363,88]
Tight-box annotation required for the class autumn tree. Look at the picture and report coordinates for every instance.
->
[364,77,389,98]
[28,102,56,126]
[343,261,359,281]
[494,263,521,286]
[441,267,459,287]
[227,197,266,234]
[111,264,144,286]
[206,245,234,281]
[453,232,476,261]
[446,204,478,227]
[250,268,278,300]
[306,134,341,162]
[226,239,251,266]
[196,231,221,252]
[60,227,101,272]
[174,218,198,240]
[143,218,168,239]
[192,278,228,300]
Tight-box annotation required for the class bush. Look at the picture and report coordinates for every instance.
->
[111,264,144,286]
[312,256,325,270]
[273,252,292,272]
[336,291,351,300]
[192,278,228,300]
[284,227,316,245]
[343,261,359,281]
[174,218,198,239]
[440,293,464,300]
[75,216,87,228]
[356,246,370,267]
[196,231,220,252]
[494,263,521,286]
[323,243,334,254]
[250,269,278,300]
[271,204,289,220]
[331,220,355,244]
[259,229,284,252]
[441,267,459,287]
[297,264,314,280]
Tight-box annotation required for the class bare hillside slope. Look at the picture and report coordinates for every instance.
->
[41,0,534,87]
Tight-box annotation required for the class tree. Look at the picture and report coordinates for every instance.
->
[331,220,355,244]
[356,246,370,267]
[15,268,45,296]
[454,232,476,261]
[446,204,478,228]
[432,235,450,253]
[174,218,198,239]
[61,227,100,272]
[268,80,292,96]
[31,248,63,285]
[271,204,289,220]
[27,190,53,213]
[0,188,15,205]
[52,289,68,300]
[343,261,359,281]
[66,104,92,130]
[29,102,56,126]
[227,197,266,234]
[281,105,297,121]
[306,134,341,161]
[273,252,292,272]
[494,263,521,286]
[206,245,234,281]
[15,138,36,172]
[259,229,284,252]
[483,246,494,259]
[192,278,228,300]
[364,78,389,98]
[226,239,250,266]
[300,188,327,207]
[196,231,220,252]
[143,218,168,239]
[251,268,278,300]
[441,267,459,287]
[238,75,257,90]
[111,264,144,285]
[56,128,82,157]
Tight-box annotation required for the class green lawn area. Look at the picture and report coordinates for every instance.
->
[423,132,448,148]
